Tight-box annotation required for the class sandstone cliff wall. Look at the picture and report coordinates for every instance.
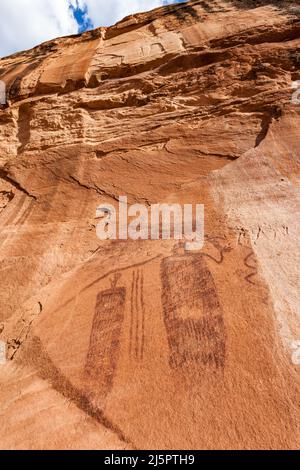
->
[0,0,299,449]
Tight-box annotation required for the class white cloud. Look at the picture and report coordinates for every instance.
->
[0,0,182,58]
[80,0,178,27]
[0,0,80,57]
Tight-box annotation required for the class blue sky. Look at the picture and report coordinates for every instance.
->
[0,0,186,58]
[71,2,94,33]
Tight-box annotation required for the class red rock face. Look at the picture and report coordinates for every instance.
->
[0,0,300,450]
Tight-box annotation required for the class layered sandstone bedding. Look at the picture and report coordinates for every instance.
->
[0,0,299,449]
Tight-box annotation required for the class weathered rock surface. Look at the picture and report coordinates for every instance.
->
[0,0,300,449]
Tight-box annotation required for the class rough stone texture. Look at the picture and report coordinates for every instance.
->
[0,0,300,450]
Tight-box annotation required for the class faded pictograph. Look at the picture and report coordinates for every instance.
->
[84,274,126,404]
[129,269,146,362]
[0,80,6,105]
[291,80,300,105]
[160,248,226,373]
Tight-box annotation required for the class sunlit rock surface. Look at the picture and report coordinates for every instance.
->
[0,0,299,449]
